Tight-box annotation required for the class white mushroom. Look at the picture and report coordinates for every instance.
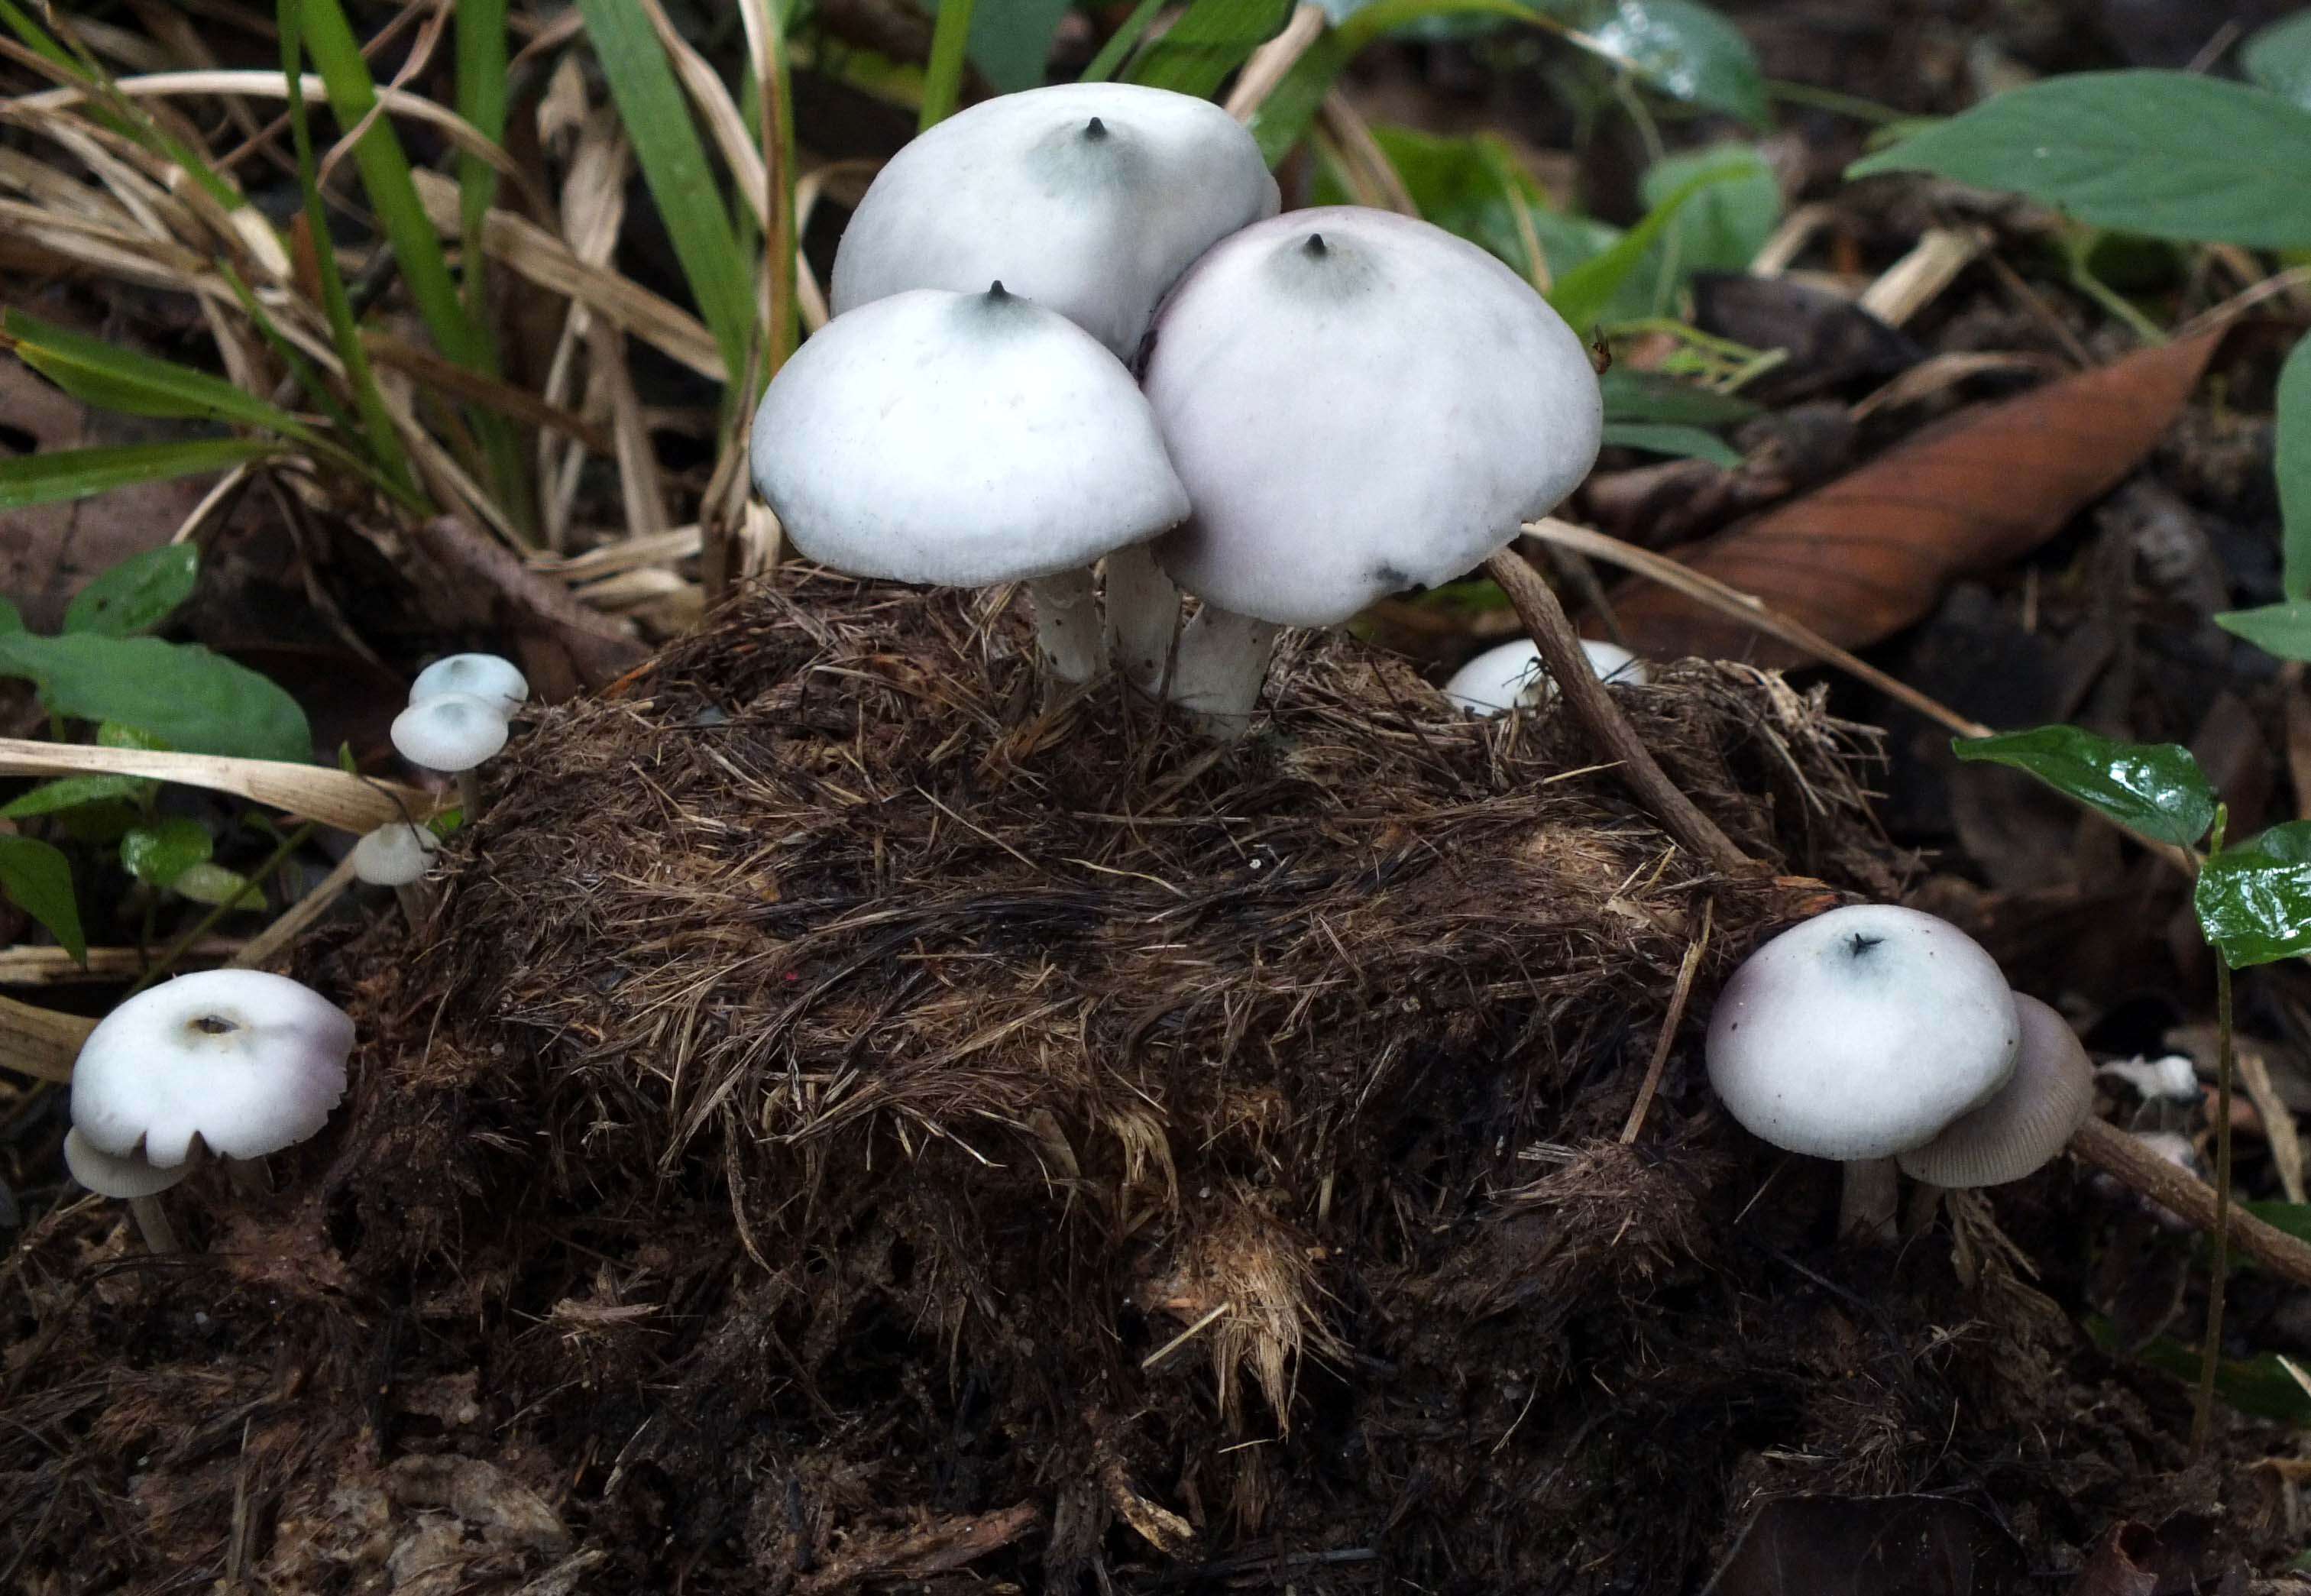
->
[70,970,354,1252]
[749,283,1190,682]
[392,691,509,816]
[1704,905,2020,1240]
[1442,637,1646,716]
[352,821,442,933]
[409,653,529,716]
[1141,209,1603,732]
[63,1128,189,1252]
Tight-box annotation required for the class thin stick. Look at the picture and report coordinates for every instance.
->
[1141,1303,1232,1371]
[2193,955,2237,1456]
[1621,899,1712,1143]
[2070,1115,2311,1287]
[1483,549,1753,877]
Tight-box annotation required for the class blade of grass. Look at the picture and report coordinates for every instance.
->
[457,0,508,320]
[738,0,798,378]
[0,438,282,510]
[1124,0,1292,100]
[2,309,323,446]
[575,0,756,395]
[921,0,976,129]
[1081,0,1167,83]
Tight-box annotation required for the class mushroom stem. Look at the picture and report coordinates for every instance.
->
[393,879,438,935]
[1904,1180,1946,1238]
[128,1194,179,1254]
[456,768,484,821]
[1838,1157,1900,1243]
[1165,605,1280,736]
[1102,542,1182,691]
[1028,569,1102,683]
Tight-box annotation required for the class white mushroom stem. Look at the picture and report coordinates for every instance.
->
[128,1194,179,1253]
[1165,606,1280,736]
[457,768,483,819]
[394,880,438,934]
[1102,542,1183,691]
[1028,569,1102,683]
[1838,1157,1901,1242]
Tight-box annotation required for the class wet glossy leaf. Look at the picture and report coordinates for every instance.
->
[1559,0,1766,125]
[2195,821,2311,969]
[2245,10,2311,111]
[1953,727,2215,848]
[63,544,199,637]
[1601,421,1741,465]
[1848,72,2311,250]
[0,834,83,963]
[0,633,311,763]
[120,817,213,888]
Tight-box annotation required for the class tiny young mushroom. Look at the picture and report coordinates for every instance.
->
[69,969,354,1252]
[1139,209,1603,732]
[830,83,1279,685]
[351,821,442,931]
[1705,904,2021,1242]
[392,691,509,817]
[1442,637,1646,717]
[1896,992,2095,1231]
[749,283,1190,683]
[409,652,529,717]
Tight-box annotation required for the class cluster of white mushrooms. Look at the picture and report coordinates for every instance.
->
[358,652,531,922]
[63,969,355,1251]
[749,83,1607,732]
[1706,905,2096,1238]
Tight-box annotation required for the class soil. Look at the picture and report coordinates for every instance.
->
[2,581,2297,1593]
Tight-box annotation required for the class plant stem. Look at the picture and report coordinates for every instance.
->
[2192,954,2236,1458]
[1482,550,1753,876]
[2066,1117,2311,1283]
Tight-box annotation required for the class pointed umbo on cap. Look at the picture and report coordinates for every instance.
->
[392,692,509,774]
[831,83,1279,358]
[1706,905,2020,1161]
[751,284,1189,586]
[1142,208,1603,629]
[1898,992,2094,1187]
[71,969,354,1168]
[410,653,528,716]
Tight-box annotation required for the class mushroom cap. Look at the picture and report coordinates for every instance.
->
[1442,637,1646,715]
[1142,208,1602,628]
[351,821,440,887]
[830,83,1280,357]
[71,969,354,1167]
[410,653,528,715]
[1705,905,2020,1161]
[1898,993,2094,1187]
[392,692,509,774]
[750,285,1190,585]
[63,1127,193,1198]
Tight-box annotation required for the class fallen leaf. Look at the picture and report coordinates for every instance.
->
[1703,1494,2028,1596]
[1606,328,2224,667]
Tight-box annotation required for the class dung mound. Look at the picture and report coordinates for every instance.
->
[4,577,2287,1592]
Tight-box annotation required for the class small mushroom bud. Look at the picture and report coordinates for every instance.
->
[352,822,442,933]
[1443,637,1646,716]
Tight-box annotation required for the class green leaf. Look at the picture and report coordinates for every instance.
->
[939,0,1070,92]
[1548,160,1748,334]
[0,594,24,634]
[1601,421,1741,465]
[456,0,509,313]
[1315,125,1543,277]
[2280,332,2311,602]
[2196,821,2311,969]
[2216,600,2311,662]
[5,310,319,445]
[1125,0,1293,99]
[2088,1316,2311,1426]
[1952,726,2216,849]
[574,0,756,388]
[0,438,280,510]
[2245,10,2311,112]
[920,0,976,127]
[1600,368,1758,427]
[170,861,264,909]
[0,774,157,820]
[121,817,213,888]
[0,834,83,962]
[1080,0,1167,81]
[0,633,311,763]
[1639,143,1781,277]
[2244,1199,2311,1248]
[1848,72,2311,251]
[1558,0,1766,127]
[63,545,199,638]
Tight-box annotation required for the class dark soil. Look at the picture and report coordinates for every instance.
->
[2,580,2294,1593]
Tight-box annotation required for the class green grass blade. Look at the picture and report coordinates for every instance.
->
[1123,0,1290,99]
[575,0,756,390]
[0,438,281,510]
[458,0,509,319]
[1080,0,1166,82]
[921,0,977,128]
[5,310,323,447]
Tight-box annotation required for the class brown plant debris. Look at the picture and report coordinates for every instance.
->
[1,577,2292,1592]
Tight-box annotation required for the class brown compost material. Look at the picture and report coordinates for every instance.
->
[1,576,2291,1593]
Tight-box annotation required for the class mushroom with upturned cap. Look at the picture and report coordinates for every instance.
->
[1442,637,1646,717]
[1140,209,1603,731]
[69,969,354,1251]
[749,283,1191,682]
[1704,904,2021,1239]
